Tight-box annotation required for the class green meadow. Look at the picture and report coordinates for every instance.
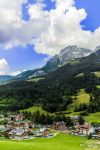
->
[0,133,100,150]
[85,112,100,123]
[28,77,45,82]
[67,89,90,112]
[76,71,100,78]
[20,106,48,114]
[94,71,100,77]
[76,89,90,104]
[97,85,100,89]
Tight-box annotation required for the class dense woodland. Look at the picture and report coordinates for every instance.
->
[24,111,85,126]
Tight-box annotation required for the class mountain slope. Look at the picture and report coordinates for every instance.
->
[25,45,92,79]
[0,50,99,113]
[0,75,14,84]
[15,69,39,80]
[43,45,92,72]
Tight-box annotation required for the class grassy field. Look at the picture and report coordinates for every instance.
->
[97,85,100,89]
[67,89,90,112]
[0,133,100,150]
[75,89,90,104]
[20,106,49,114]
[85,112,100,123]
[94,71,100,77]
[28,77,44,82]
[76,71,100,78]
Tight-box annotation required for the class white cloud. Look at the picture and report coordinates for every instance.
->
[0,0,100,56]
[0,58,23,76]
[0,0,33,48]
[0,57,26,76]
[52,0,75,10]
[10,70,22,76]
[0,59,9,75]
[28,3,48,19]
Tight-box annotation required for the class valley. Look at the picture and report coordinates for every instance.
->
[0,47,100,150]
[0,0,100,149]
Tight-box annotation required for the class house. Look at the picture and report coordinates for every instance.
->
[40,128,49,137]
[9,129,29,140]
[13,120,33,128]
[70,116,79,125]
[15,131,29,140]
[94,127,100,135]
[7,115,25,122]
[92,127,100,139]
[7,115,16,121]
[72,124,94,136]
[34,128,49,137]
[52,122,67,131]
[0,126,6,136]
[23,119,33,128]
[15,115,25,121]
[14,120,25,128]
[88,127,95,135]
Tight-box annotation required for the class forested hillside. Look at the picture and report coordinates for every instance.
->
[0,50,100,114]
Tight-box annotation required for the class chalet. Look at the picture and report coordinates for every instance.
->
[14,120,25,128]
[92,127,100,139]
[23,119,33,128]
[52,122,67,131]
[88,127,95,135]
[13,119,33,128]
[0,126,6,136]
[9,129,29,140]
[94,127,100,135]
[72,124,95,136]
[7,115,25,122]
[40,128,49,137]
[14,115,24,121]
[34,128,49,137]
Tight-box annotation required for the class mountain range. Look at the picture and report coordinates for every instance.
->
[0,45,98,84]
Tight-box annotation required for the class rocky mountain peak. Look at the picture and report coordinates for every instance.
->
[95,45,100,52]
[44,45,92,72]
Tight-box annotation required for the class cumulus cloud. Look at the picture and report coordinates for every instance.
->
[0,0,27,47]
[52,0,75,9]
[0,59,9,75]
[0,0,100,56]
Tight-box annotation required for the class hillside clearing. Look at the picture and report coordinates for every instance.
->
[20,106,49,114]
[85,112,100,123]
[67,89,90,112]
[97,85,100,89]
[76,71,100,77]
[28,77,44,82]
[94,71,100,77]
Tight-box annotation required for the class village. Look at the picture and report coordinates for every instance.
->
[0,114,100,141]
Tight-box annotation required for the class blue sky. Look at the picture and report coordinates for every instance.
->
[75,0,100,32]
[0,45,47,72]
[0,0,100,75]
